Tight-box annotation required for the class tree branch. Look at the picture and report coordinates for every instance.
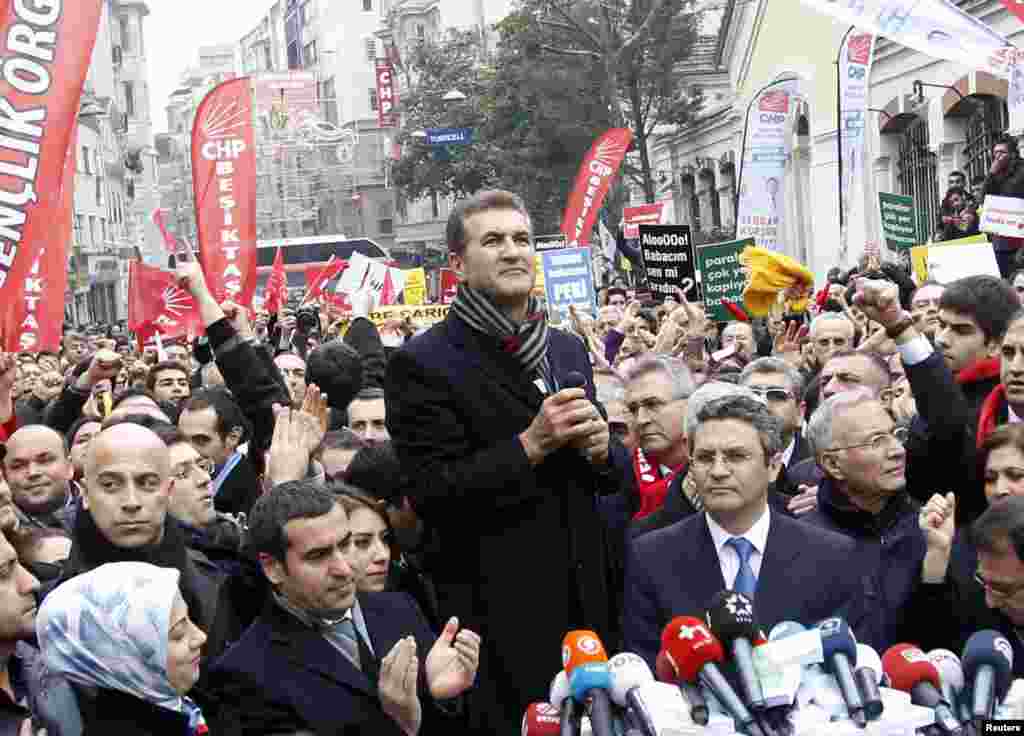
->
[538,44,603,59]
[618,0,674,65]
[543,0,605,53]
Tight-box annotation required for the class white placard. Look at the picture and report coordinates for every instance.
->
[980,195,1024,238]
[927,242,1001,283]
[335,252,371,294]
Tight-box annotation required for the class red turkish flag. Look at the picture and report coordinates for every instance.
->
[128,262,201,341]
[303,257,346,303]
[380,268,397,306]
[264,247,287,314]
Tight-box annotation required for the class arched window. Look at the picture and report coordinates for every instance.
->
[699,168,720,229]
[896,118,937,246]
[962,95,1008,185]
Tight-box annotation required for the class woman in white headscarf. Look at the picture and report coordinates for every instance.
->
[36,561,208,735]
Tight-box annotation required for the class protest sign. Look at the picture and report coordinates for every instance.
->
[541,247,597,321]
[696,238,753,322]
[980,195,1024,238]
[909,233,990,282]
[639,225,699,300]
[879,192,919,250]
[927,242,1001,283]
[404,268,426,305]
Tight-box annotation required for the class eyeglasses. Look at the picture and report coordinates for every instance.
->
[691,448,758,471]
[171,457,215,482]
[747,387,794,403]
[974,572,1024,600]
[828,427,910,453]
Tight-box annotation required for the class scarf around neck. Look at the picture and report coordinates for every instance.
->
[451,283,549,376]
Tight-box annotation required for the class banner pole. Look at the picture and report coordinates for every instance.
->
[836,26,854,233]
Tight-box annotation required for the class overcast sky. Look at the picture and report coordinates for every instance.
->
[147,1,270,133]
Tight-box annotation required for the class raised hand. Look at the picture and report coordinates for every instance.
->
[425,617,481,700]
[379,637,422,736]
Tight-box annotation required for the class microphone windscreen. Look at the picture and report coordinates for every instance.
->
[661,615,725,683]
[855,644,883,684]
[882,643,941,693]
[569,662,614,702]
[608,653,654,706]
[549,670,571,709]
[562,630,609,676]
[705,590,760,644]
[769,621,807,640]
[522,702,561,735]
[928,649,965,691]
[565,371,587,389]
[962,629,1014,699]
[655,649,676,682]
[817,617,857,670]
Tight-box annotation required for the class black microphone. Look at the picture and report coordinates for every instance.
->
[705,591,767,711]
[962,630,1014,728]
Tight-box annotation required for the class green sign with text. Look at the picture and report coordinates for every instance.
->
[879,192,919,250]
[696,238,753,322]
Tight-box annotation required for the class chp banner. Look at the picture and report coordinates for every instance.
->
[541,247,597,322]
[376,61,397,128]
[561,128,634,246]
[798,0,1014,77]
[737,80,800,252]
[0,1,104,351]
[839,31,877,258]
[191,77,258,308]
[638,225,700,301]
[622,203,665,239]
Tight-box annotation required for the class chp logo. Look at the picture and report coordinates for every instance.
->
[759,90,790,114]
[847,33,873,65]
[995,637,1014,667]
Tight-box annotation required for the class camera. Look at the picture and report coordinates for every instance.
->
[295,305,320,335]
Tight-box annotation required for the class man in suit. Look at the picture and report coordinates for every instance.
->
[208,480,480,735]
[386,190,626,733]
[624,394,862,669]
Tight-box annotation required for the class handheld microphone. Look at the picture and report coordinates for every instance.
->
[550,670,579,736]
[817,618,866,727]
[854,643,884,721]
[882,643,962,734]
[661,615,767,736]
[608,653,658,736]
[705,591,766,710]
[563,631,616,736]
[524,702,562,736]
[565,371,588,392]
[962,630,1014,728]
[655,649,709,725]
[929,650,969,727]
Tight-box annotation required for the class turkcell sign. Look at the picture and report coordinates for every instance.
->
[425,128,473,145]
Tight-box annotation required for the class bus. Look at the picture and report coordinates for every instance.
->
[255,234,391,294]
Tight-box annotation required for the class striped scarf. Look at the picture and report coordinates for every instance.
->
[451,283,549,376]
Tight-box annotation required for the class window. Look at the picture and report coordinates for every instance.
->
[378,201,394,235]
[303,40,317,67]
[896,117,938,247]
[963,96,1009,187]
[417,24,425,39]
[370,88,378,111]
[431,192,439,219]
[73,214,84,246]
[365,38,376,62]
[89,216,98,246]
[320,77,338,125]
[123,81,136,117]
[82,146,92,175]
[100,218,109,244]
[363,0,372,10]
[119,16,132,53]
[95,176,104,207]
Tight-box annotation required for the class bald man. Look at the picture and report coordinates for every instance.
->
[2,426,74,533]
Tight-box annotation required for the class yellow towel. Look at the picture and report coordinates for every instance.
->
[739,246,814,317]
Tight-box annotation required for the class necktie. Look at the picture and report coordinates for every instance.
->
[727,537,757,597]
[335,618,363,671]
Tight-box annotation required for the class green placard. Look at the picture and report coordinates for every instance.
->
[696,238,753,322]
[879,192,919,251]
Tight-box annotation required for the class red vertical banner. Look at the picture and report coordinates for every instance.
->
[264,246,287,314]
[191,78,258,308]
[376,61,398,128]
[560,128,634,246]
[0,1,104,351]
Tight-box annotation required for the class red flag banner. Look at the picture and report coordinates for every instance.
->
[128,261,200,341]
[303,256,346,304]
[560,128,634,247]
[191,78,258,308]
[264,246,287,314]
[0,1,103,351]
[376,61,397,128]
[440,268,459,304]
[153,208,178,254]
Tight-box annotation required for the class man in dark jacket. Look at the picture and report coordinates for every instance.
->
[984,134,1024,278]
[386,190,626,734]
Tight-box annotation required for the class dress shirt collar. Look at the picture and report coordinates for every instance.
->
[706,504,771,559]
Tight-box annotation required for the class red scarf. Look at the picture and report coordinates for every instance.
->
[977,383,1009,449]
[632,447,684,520]
[956,357,1000,386]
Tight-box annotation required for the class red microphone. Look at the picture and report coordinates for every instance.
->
[661,616,764,736]
[882,644,962,734]
[522,702,561,736]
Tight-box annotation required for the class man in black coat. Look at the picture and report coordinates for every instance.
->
[984,134,1024,278]
[386,190,627,734]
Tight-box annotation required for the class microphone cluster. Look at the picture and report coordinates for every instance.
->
[522,590,1019,736]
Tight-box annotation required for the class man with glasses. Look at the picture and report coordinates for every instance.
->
[624,394,862,669]
[803,389,923,650]
[909,281,944,342]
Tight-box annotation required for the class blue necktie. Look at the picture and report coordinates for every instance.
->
[727,537,757,597]
[333,618,362,671]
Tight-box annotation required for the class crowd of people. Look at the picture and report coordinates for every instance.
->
[2,169,1024,733]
